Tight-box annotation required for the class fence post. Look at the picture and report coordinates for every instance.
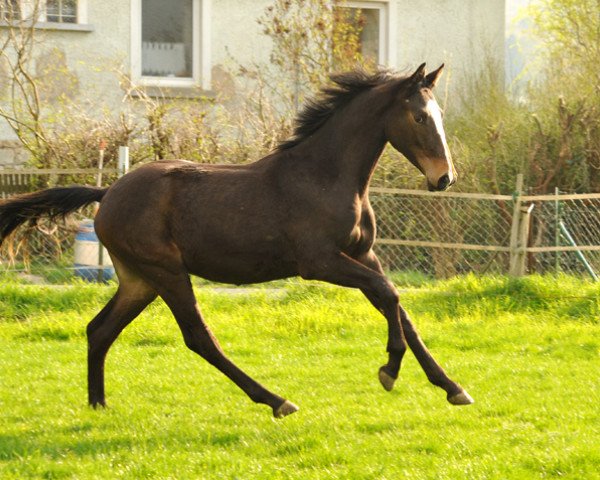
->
[554,187,560,273]
[509,174,524,276]
[118,146,130,177]
[515,203,534,276]
[96,142,106,282]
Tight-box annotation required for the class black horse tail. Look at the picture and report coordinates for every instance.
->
[0,186,108,245]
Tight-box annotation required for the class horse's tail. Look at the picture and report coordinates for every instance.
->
[0,186,108,245]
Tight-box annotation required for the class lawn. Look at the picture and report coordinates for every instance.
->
[0,275,599,479]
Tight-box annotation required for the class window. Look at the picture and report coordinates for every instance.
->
[132,0,211,90]
[46,0,77,23]
[335,1,395,66]
[142,0,192,77]
[0,0,88,25]
[0,0,19,21]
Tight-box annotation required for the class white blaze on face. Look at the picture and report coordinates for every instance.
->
[426,98,454,183]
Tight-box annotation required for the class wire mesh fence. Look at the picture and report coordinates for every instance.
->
[1,169,600,284]
[0,169,119,284]
[370,188,513,277]
[370,187,600,279]
[528,193,600,279]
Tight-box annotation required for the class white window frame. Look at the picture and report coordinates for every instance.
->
[131,0,211,91]
[14,0,87,24]
[345,0,396,67]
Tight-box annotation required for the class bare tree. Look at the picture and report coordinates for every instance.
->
[0,0,58,162]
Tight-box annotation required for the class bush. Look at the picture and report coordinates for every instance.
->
[445,0,600,195]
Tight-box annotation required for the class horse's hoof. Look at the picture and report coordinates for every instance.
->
[378,367,396,392]
[447,390,474,405]
[273,400,299,418]
[89,401,106,409]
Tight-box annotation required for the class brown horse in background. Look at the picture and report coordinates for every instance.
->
[0,63,472,418]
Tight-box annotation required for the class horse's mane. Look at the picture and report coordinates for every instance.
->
[276,68,407,152]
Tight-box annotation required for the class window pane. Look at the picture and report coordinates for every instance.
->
[356,8,380,64]
[142,0,194,78]
[63,0,77,23]
[333,6,381,66]
[1,0,20,21]
[46,0,77,24]
[46,0,60,18]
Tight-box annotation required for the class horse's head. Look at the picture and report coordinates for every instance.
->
[384,63,456,191]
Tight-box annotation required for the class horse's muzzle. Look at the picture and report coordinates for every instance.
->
[428,174,455,192]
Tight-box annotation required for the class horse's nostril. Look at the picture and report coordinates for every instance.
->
[437,174,450,191]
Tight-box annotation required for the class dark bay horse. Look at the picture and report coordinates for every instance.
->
[0,63,472,418]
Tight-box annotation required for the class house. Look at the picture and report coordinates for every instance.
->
[0,0,523,167]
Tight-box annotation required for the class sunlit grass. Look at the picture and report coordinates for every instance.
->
[0,275,599,479]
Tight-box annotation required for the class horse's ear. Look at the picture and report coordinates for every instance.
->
[409,63,427,84]
[424,64,444,88]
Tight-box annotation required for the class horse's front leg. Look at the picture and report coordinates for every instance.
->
[357,250,473,405]
[297,251,408,391]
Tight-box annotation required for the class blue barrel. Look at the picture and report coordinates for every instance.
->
[74,219,114,282]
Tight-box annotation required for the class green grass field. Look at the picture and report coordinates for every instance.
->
[0,275,599,479]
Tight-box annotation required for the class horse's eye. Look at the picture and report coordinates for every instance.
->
[414,115,426,124]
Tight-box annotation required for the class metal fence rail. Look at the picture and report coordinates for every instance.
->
[1,169,600,283]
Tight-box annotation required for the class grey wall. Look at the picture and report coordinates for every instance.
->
[0,0,508,166]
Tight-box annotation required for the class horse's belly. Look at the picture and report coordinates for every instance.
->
[182,242,298,285]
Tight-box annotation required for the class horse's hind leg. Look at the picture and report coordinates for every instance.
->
[87,263,157,407]
[135,264,298,418]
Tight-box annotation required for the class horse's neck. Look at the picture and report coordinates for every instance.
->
[301,97,388,196]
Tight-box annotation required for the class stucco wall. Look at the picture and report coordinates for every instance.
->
[394,0,505,107]
[0,0,131,165]
[208,0,274,99]
[34,3,130,108]
[211,0,273,68]
[1,0,506,166]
